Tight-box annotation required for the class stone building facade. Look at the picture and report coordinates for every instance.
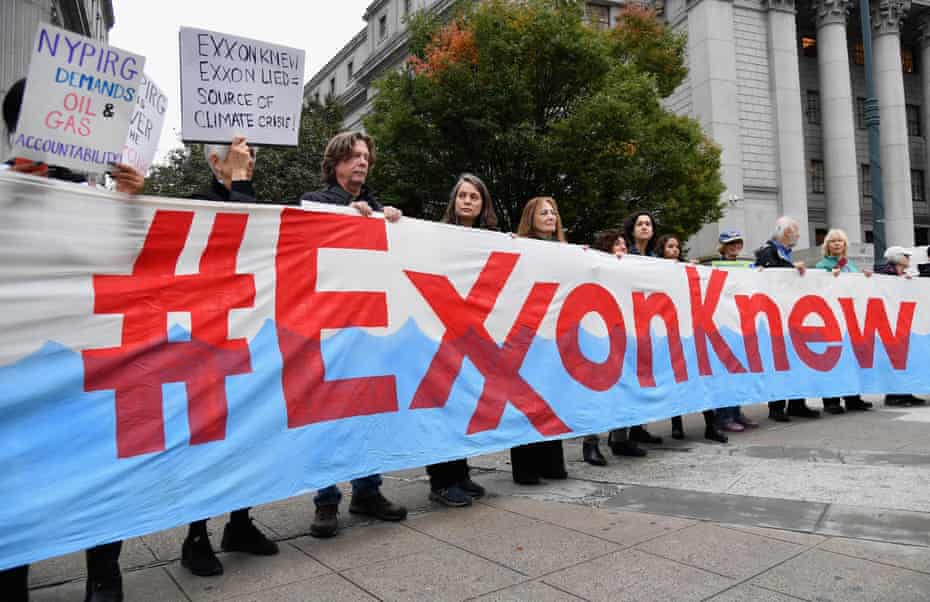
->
[305,0,930,255]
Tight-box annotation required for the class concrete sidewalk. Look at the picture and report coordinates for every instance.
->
[28,399,930,601]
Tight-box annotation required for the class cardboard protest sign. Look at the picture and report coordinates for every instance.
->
[178,27,305,146]
[122,73,167,173]
[10,23,145,173]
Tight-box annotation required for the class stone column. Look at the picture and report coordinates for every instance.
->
[919,15,930,215]
[686,0,746,252]
[766,0,811,248]
[872,0,914,246]
[814,0,862,242]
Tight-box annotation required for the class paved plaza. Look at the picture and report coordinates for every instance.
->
[28,397,930,601]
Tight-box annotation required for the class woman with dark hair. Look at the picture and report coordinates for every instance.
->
[580,229,646,466]
[621,211,664,445]
[510,196,568,484]
[656,235,728,443]
[623,211,658,257]
[425,174,496,506]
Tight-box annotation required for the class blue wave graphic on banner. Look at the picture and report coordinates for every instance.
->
[0,319,927,568]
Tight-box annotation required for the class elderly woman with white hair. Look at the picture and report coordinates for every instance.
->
[754,216,821,421]
[814,229,873,413]
[875,247,926,407]
[192,136,259,203]
[179,136,281,578]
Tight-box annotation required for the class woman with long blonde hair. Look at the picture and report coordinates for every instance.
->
[511,196,568,484]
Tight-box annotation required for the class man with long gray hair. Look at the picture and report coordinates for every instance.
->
[300,131,406,538]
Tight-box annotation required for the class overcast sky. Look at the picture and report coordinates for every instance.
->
[109,0,372,163]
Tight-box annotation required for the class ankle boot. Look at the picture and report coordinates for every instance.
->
[582,439,607,466]
[630,425,663,444]
[671,416,685,440]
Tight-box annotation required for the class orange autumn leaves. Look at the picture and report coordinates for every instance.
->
[408,21,478,78]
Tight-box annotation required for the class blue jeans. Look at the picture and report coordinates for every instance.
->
[314,474,382,506]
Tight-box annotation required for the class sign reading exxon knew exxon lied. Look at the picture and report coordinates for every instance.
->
[0,170,927,570]
[11,23,145,173]
[178,27,305,146]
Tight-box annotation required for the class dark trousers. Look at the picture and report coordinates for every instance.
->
[824,395,863,408]
[426,459,470,491]
[0,541,122,601]
[510,440,566,481]
[0,564,28,602]
[769,399,805,412]
[671,411,716,429]
[189,508,251,537]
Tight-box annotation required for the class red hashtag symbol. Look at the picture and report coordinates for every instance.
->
[82,210,255,458]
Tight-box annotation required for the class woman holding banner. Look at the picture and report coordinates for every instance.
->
[655,234,729,443]
[424,174,497,506]
[510,196,569,485]
[815,229,873,413]
[581,229,647,466]
[621,211,664,446]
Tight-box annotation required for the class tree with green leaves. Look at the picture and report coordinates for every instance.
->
[145,101,344,202]
[364,0,724,242]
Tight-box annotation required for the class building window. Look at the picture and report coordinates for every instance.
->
[852,42,864,65]
[806,91,821,125]
[347,61,354,80]
[584,4,610,30]
[856,97,866,129]
[379,14,388,40]
[912,169,925,202]
[802,37,817,58]
[864,230,874,243]
[861,164,872,198]
[902,48,915,73]
[906,104,921,136]
[916,227,930,246]
[329,77,336,97]
[810,160,825,193]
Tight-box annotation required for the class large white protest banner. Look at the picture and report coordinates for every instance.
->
[122,73,167,173]
[10,23,145,173]
[1,170,929,568]
[178,27,305,146]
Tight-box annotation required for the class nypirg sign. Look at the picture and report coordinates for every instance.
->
[11,23,145,173]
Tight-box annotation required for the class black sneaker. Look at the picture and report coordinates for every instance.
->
[181,534,223,577]
[458,478,486,499]
[84,575,124,602]
[221,519,279,556]
[309,504,339,538]
[429,485,472,507]
[704,426,728,443]
[349,493,408,521]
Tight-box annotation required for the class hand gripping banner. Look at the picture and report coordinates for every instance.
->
[0,171,927,568]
